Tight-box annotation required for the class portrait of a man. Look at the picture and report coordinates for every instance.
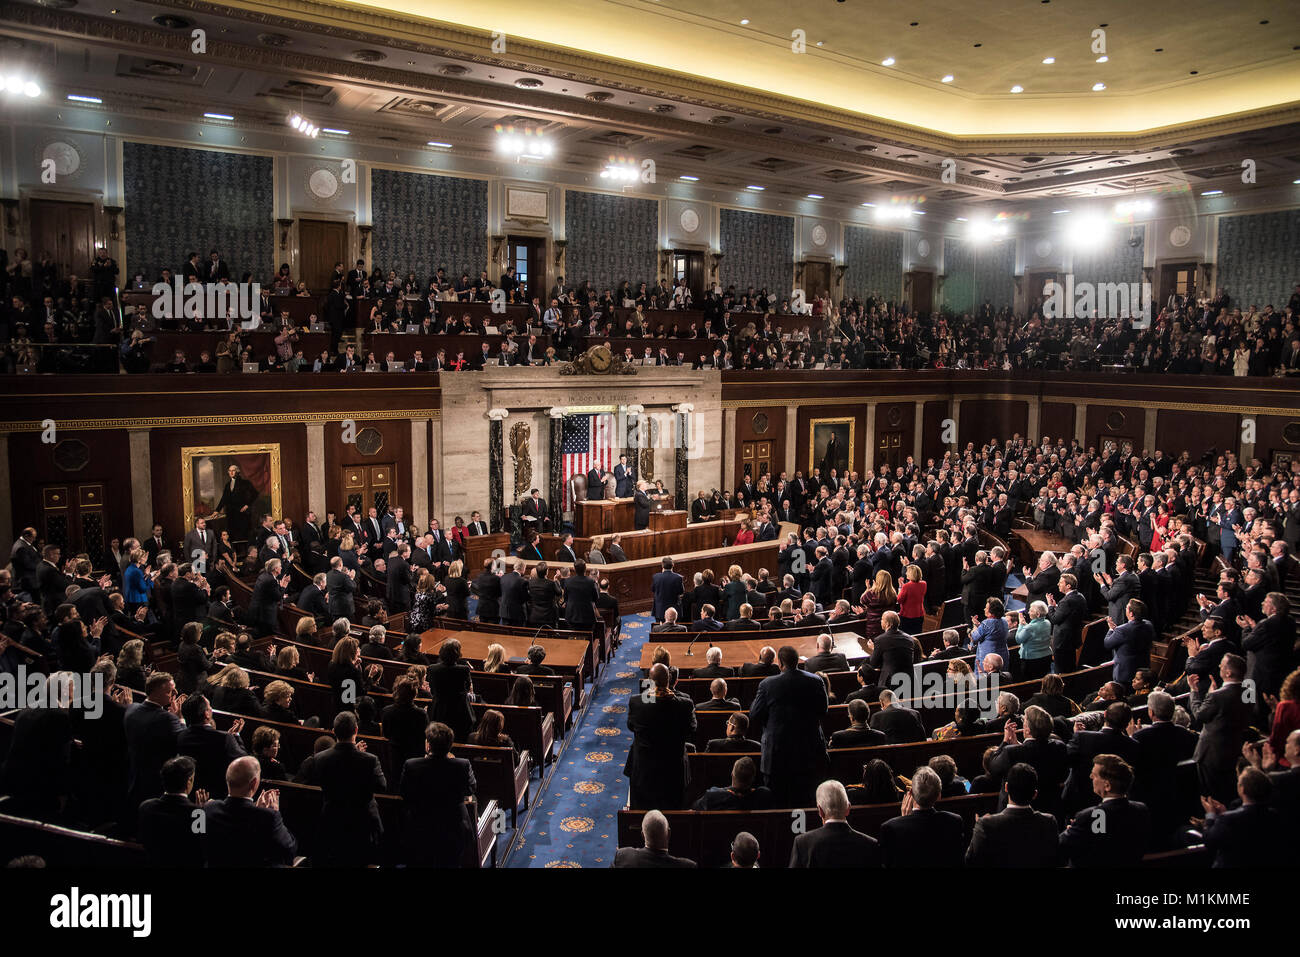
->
[182,444,281,544]
[808,418,854,476]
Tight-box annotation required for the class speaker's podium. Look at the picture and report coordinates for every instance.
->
[575,498,635,537]
[648,509,687,531]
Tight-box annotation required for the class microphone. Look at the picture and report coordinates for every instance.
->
[684,631,698,657]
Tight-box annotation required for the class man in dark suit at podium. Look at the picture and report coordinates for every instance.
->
[521,488,550,532]
[633,482,653,530]
[586,466,604,501]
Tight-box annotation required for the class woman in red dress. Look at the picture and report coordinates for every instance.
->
[1150,501,1171,553]
[732,518,755,546]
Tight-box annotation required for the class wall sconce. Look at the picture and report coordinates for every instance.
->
[1,198,18,234]
[357,224,372,256]
[277,218,295,251]
[103,205,123,242]
[553,239,567,267]
[834,264,847,285]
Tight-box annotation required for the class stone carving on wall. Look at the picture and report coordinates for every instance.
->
[509,421,532,501]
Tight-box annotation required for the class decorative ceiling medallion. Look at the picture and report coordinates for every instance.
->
[351,49,387,62]
[440,64,470,76]
[37,139,83,180]
[1169,225,1192,248]
[679,207,700,234]
[1035,239,1053,259]
[916,239,931,258]
[811,224,828,247]
[306,166,340,202]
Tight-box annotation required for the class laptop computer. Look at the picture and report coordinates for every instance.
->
[404,323,420,334]
[484,325,499,335]
[365,362,380,372]
[309,321,327,333]
[389,361,405,371]
[242,362,260,374]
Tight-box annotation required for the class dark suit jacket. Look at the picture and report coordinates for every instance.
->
[177,724,248,799]
[1060,798,1151,866]
[802,650,850,673]
[137,792,204,867]
[303,741,387,859]
[1047,591,1088,654]
[1203,803,1300,868]
[1131,720,1198,824]
[869,705,926,744]
[870,628,920,691]
[399,753,476,866]
[201,795,298,866]
[789,820,881,868]
[748,668,829,779]
[965,805,1060,867]
[247,571,283,637]
[1241,613,1297,697]
[1064,727,1141,810]
[879,806,965,867]
[651,570,684,620]
[612,846,696,868]
[562,573,599,627]
[124,700,184,809]
[386,554,413,610]
[625,692,698,809]
[828,725,888,749]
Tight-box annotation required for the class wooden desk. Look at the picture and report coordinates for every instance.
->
[462,533,511,575]
[540,518,743,565]
[417,628,588,686]
[648,509,688,532]
[575,498,635,537]
[1012,529,1075,566]
[638,631,867,670]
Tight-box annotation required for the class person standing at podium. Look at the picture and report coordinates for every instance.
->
[614,454,635,497]
[633,481,653,531]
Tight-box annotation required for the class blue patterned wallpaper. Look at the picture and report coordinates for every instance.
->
[942,238,1016,312]
[844,225,903,302]
[1216,209,1300,309]
[123,143,273,280]
[371,168,487,281]
[1072,231,1145,294]
[563,189,658,292]
[720,208,794,296]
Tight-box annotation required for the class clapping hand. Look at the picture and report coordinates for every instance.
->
[194,789,210,807]
[229,717,245,736]
[256,788,279,810]
[1199,795,1226,816]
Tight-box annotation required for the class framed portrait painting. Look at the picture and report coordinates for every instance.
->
[808,417,854,478]
[182,443,282,545]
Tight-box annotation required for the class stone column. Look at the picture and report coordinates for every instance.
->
[0,434,11,550]
[913,401,925,462]
[410,418,429,528]
[487,408,508,532]
[548,407,566,530]
[1074,401,1088,447]
[306,424,326,520]
[673,403,693,509]
[1026,399,1041,447]
[949,399,962,454]
[722,407,736,490]
[864,402,877,476]
[784,405,798,476]
[128,429,153,537]
[430,416,444,526]
[626,404,644,488]
[1142,410,1158,457]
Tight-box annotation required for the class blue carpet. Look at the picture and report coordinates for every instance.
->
[506,612,652,868]
[1004,573,1025,612]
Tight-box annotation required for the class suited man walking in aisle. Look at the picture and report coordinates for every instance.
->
[748,645,830,809]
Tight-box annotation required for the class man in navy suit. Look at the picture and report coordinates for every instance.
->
[789,780,880,867]
[1059,754,1150,867]
[1201,767,1300,867]
[614,454,635,497]
[651,556,683,622]
[201,756,297,866]
[748,645,830,809]
[124,672,185,818]
[1212,496,1244,563]
[878,766,964,867]
[1102,598,1154,685]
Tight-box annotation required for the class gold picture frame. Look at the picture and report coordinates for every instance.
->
[182,443,282,538]
[808,416,855,476]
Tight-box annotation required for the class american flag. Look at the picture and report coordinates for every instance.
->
[561,413,617,509]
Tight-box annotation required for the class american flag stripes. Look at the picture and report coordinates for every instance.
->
[561,413,617,509]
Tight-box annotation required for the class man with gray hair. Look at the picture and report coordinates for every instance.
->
[360,623,392,660]
[789,780,881,867]
[1131,689,1198,844]
[878,765,964,867]
[200,755,297,866]
[729,830,760,868]
[693,645,733,679]
[930,628,967,660]
[612,808,696,868]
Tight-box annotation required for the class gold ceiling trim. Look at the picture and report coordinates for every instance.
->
[723,393,1291,417]
[10,1,1300,154]
[0,409,440,433]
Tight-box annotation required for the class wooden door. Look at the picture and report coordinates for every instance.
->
[804,262,831,302]
[30,199,96,285]
[1157,262,1197,309]
[40,482,108,570]
[876,431,904,472]
[905,270,933,316]
[299,219,349,293]
[507,236,546,304]
[341,463,395,516]
[1026,270,1059,314]
[740,440,773,486]
[673,250,706,301]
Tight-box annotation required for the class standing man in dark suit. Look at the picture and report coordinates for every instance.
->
[789,780,881,867]
[124,672,185,820]
[868,611,922,693]
[386,543,413,613]
[748,645,830,808]
[136,755,205,867]
[1102,599,1154,685]
[300,711,388,866]
[879,766,964,867]
[1046,574,1088,675]
[1189,653,1254,804]
[961,550,995,623]
[471,559,502,624]
[624,664,697,810]
[555,534,579,564]
[500,558,529,627]
[585,466,603,501]
[399,722,477,867]
[1063,701,1141,813]
[1239,592,1296,701]
[521,488,551,532]
[1131,691,1198,844]
[201,756,297,866]
[247,558,288,637]
[1097,555,1141,624]
[326,556,357,620]
[965,763,1061,867]
[651,556,684,622]
[1059,754,1150,866]
[633,482,653,530]
[562,560,598,630]
[614,454,635,497]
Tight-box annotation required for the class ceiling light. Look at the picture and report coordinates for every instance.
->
[1114,198,1154,216]
[807,193,824,199]
[911,210,925,215]
[1068,212,1111,249]
[1201,190,1223,196]
[1052,208,1070,214]
[881,57,895,66]
[1293,179,1300,185]
[740,18,749,25]
[4,75,40,97]
[1096,55,1109,63]
[1092,82,1106,91]
[427,141,452,148]
[1010,85,1023,93]
[23,81,40,98]
[322,128,350,135]
[861,202,875,207]
[816,41,824,47]
[941,74,954,83]
[955,217,968,222]
[746,185,765,191]
[1042,57,1055,64]
[204,112,233,120]
[67,94,102,104]
[679,175,699,181]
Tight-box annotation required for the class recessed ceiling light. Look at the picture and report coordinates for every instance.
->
[881,57,895,66]
[1092,82,1106,91]
[941,74,954,83]
[203,112,233,120]
[1052,208,1070,214]
[1201,190,1223,196]
[807,193,824,199]
[911,210,925,215]
[1096,55,1108,63]
[816,41,824,47]
[740,18,749,25]
[746,185,765,191]
[322,128,350,135]
[861,202,875,207]
[955,217,968,222]
[1010,85,1024,93]
[1293,178,1300,185]
[427,141,452,148]
[680,175,699,181]
[67,94,102,104]
[1041,57,1055,64]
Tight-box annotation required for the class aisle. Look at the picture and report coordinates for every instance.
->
[506,613,652,868]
